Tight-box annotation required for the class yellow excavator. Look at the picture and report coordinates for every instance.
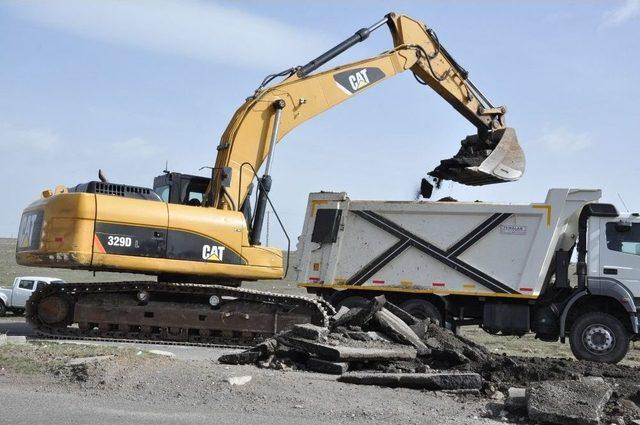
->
[16,13,524,345]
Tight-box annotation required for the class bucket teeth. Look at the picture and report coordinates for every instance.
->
[428,127,525,186]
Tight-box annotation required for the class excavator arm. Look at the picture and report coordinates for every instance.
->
[209,12,525,244]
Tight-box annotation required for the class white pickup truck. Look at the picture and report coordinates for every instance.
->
[0,276,65,316]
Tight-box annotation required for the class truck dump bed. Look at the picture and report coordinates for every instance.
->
[297,189,600,299]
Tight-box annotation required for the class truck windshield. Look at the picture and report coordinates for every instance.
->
[606,222,640,255]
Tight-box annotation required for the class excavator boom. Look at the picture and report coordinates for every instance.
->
[210,13,525,219]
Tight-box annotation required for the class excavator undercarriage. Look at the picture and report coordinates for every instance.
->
[28,281,333,346]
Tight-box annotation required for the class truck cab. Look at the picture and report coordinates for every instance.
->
[592,213,640,290]
[0,277,65,316]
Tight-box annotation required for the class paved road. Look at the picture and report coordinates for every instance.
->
[0,316,238,361]
[0,316,34,336]
[0,386,356,425]
[0,317,495,425]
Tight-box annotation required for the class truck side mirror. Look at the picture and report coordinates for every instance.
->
[615,221,632,232]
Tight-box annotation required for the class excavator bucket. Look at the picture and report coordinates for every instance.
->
[428,127,525,186]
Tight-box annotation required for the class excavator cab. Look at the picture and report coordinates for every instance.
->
[429,127,525,186]
[153,172,211,206]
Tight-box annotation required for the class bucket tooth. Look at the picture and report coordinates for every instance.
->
[428,127,525,186]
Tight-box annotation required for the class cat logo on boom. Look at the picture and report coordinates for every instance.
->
[348,69,370,90]
[202,245,226,262]
[334,67,386,95]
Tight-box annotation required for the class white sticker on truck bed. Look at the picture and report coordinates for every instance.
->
[500,224,527,235]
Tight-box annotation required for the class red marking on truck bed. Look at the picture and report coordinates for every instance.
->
[519,287,533,292]
[432,282,446,287]
[372,280,385,285]
[54,237,63,243]
[308,277,320,282]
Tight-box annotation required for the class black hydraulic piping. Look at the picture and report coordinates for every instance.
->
[250,99,286,245]
[297,16,389,78]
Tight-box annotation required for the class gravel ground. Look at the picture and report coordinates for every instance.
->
[0,340,497,425]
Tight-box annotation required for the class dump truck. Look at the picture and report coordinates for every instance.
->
[297,189,640,363]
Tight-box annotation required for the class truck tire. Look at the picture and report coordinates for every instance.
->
[13,309,25,316]
[569,312,630,364]
[0,301,6,317]
[335,296,369,309]
[399,299,442,325]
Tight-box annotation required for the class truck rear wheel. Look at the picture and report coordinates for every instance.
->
[0,301,6,317]
[335,296,369,309]
[569,312,629,364]
[399,299,442,325]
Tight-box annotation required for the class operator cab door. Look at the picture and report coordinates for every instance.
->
[12,279,38,306]
[155,172,244,265]
[599,219,640,293]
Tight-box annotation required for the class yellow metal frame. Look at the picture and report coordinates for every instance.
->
[299,283,539,300]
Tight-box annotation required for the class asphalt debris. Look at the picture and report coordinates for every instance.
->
[218,295,640,424]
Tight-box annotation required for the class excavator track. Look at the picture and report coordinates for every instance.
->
[26,281,334,348]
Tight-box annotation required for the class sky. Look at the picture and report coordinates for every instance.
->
[1,0,639,249]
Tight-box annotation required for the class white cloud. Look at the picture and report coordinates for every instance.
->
[602,0,640,27]
[540,128,592,154]
[0,122,58,153]
[5,0,332,70]
[109,137,164,158]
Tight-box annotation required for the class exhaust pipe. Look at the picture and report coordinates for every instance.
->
[428,127,524,186]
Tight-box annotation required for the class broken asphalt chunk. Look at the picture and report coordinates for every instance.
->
[306,358,349,375]
[526,379,612,425]
[338,371,482,391]
[374,308,429,354]
[332,295,386,329]
[218,350,262,365]
[277,335,417,362]
[291,324,329,341]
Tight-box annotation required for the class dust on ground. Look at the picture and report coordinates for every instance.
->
[0,341,493,425]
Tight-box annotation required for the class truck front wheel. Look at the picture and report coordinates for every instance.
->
[0,301,6,317]
[569,312,629,364]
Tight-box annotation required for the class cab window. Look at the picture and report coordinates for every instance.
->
[155,185,170,203]
[606,222,640,255]
[181,180,208,206]
[18,280,35,290]
[186,190,203,206]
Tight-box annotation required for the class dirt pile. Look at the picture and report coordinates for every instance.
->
[219,295,640,424]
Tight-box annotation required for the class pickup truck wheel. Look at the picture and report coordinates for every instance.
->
[0,301,6,317]
[399,299,442,325]
[569,312,629,364]
[13,309,25,316]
